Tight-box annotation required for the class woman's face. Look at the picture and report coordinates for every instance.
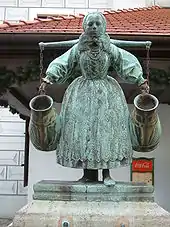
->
[84,14,105,37]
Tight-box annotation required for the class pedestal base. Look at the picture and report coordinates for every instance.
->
[11,181,170,227]
[12,200,170,227]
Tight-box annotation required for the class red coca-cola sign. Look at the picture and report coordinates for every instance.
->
[132,159,153,172]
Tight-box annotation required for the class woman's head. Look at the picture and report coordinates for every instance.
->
[82,12,107,37]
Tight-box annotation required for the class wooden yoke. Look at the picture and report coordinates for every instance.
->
[39,39,152,49]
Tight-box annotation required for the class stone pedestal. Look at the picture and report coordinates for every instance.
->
[33,180,154,202]
[11,180,170,227]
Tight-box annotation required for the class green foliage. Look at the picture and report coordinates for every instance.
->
[0,58,169,95]
[0,59,40,95]
[149,67,170,86]
[0,66,16,94]
[0,59,170,117]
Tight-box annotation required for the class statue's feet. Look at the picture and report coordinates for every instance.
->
[78,169,98,183]
[102,169,116,187]
[78,176,94,183]
[104,176,116,186]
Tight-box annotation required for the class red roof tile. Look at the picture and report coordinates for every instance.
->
[0,6,170,35]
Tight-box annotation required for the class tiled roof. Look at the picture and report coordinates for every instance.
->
[0,6,170,35]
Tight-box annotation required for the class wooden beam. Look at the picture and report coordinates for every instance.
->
[9,87,30,110]
[23,119,30,187]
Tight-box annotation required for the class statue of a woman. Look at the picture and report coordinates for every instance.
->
[30,12,151,186]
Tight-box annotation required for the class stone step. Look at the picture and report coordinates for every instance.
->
[33,180,154,202]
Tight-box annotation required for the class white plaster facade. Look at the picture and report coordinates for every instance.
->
[0,107,27,218]
[0,0,168,23]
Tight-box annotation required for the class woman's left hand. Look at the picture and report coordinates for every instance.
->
[139,81,150,94]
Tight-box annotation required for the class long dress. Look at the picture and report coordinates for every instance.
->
[45,42,146,169]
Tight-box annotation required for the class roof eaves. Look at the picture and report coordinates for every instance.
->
[1,18,56,29]
[109,31,170,36]
[0,5,167,34]
[106,5,161,14]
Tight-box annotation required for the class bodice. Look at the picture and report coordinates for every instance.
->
[79,49,110,79]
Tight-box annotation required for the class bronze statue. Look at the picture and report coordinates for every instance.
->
[29,12,161,186]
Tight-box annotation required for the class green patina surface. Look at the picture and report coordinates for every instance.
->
[29,12,161,181]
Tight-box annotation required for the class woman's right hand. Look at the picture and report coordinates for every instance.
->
[42,77,53,84]
[39,78,53,94]
[39,82,46,94]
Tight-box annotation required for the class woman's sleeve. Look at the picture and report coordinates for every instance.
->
[45,44,78,84]
[110,44,146,86]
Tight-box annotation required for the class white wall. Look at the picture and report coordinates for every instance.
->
[0,107,27,218]
[113,0,146,10]
[1,0,170,23]
[0,0,156,23]
[28,104,170,213]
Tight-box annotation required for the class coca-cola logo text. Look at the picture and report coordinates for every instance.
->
[132,159,153,172]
